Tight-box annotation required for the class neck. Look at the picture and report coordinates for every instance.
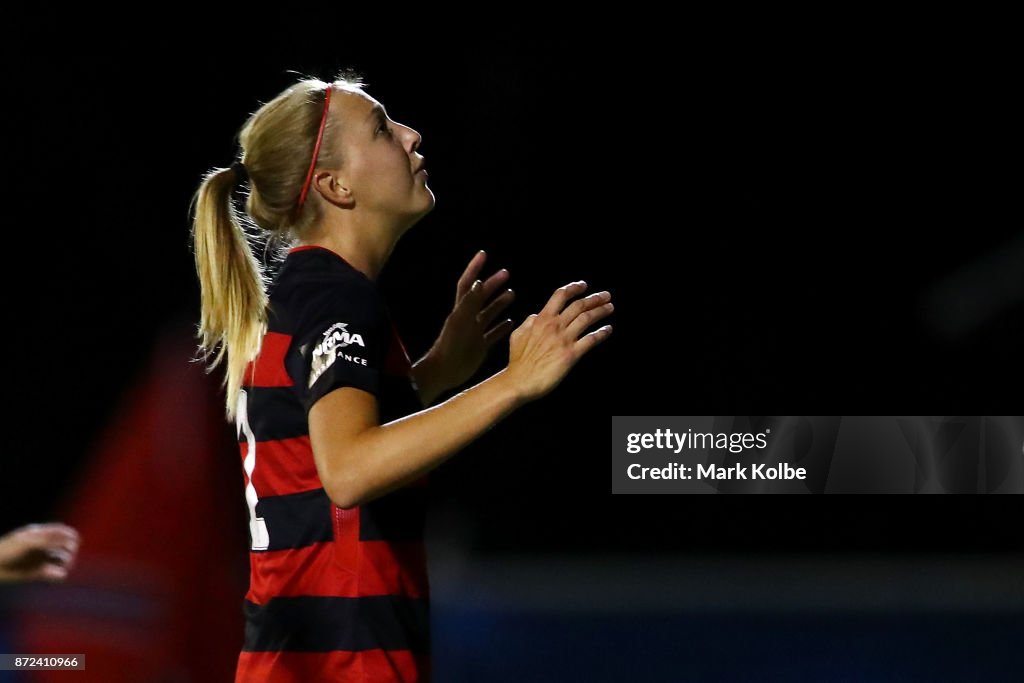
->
[296,216,399,282]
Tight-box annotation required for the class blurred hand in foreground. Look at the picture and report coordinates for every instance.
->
[0,522,80,582]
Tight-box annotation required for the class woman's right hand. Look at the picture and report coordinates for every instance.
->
[503,281,614,404]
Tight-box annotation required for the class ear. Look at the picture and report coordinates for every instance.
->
[313,170,354,209]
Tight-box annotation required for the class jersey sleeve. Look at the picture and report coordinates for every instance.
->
[286,283,390,415]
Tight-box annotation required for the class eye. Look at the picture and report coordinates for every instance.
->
[376,119,391,137]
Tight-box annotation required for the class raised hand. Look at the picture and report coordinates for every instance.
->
[423,250,516,394]
[503,280,614,403]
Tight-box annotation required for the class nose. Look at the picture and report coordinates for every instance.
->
[402,123,422,152]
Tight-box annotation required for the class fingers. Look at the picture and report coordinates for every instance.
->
[455,251,511,304]
[15,525,80,577]
[460,271,511,317]
[458,248,485,286]
[560,289,610,326]
[23,523,80,555]
[482,318,515,346]
[573,323,614,356]
[456,252,510,308]
[0,523,80,583]
[456,250,488,302]
[38,563,70,581]
[565,293,614,340]
[476,288,515,327]
[476,269,510,303]
[541,281,588,317]
[38,544,75,581]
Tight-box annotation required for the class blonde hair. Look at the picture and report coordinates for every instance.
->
[189,68,367,422]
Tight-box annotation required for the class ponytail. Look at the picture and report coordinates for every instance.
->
[189,164,269,423]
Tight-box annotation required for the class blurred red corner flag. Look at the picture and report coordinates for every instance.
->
[12,320,248,682]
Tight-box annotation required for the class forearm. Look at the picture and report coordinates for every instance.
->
[338,369,523,508]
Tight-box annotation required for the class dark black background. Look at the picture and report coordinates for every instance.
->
[2,22,1019,553]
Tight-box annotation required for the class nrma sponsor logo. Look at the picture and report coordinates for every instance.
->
[309,322,368,387]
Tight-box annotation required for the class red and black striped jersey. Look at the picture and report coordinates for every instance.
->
[234,244,431,682]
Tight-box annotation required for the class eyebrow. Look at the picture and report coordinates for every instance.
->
[366,104,387,125]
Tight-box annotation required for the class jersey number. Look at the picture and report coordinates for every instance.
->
[237,389,270,550]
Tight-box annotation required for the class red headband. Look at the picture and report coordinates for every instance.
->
[295,86,333,216]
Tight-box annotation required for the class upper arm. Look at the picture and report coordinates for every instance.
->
[284,282,390,508]
[308,386,379,508]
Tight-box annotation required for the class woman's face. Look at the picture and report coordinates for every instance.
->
[328,89,435,223]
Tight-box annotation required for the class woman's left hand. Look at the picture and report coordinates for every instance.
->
[425,250,516,392]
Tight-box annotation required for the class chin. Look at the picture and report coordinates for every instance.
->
[417,189,436,214]
[401,197,435,231]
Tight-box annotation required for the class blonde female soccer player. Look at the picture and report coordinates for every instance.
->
[189,69,614,682]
